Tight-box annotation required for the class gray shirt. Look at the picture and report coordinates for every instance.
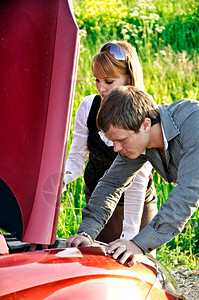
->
[77,99,199,253]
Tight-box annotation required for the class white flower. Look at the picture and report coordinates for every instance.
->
[124,34,130,40]
[159,50,166,56]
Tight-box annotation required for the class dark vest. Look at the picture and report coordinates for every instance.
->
[84,95,120,192]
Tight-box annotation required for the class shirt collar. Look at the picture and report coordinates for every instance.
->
[161,122,168,150]
[143,116,168,155]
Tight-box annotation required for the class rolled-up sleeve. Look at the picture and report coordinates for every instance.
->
[77,153,146,240]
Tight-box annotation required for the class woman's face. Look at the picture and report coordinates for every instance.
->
[95,74,129,99]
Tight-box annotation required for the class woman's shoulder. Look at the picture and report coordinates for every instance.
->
[78,94,97,112]
[81,94,97,106]
[75,94,97,123]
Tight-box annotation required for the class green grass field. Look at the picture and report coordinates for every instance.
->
[59,0,199,269]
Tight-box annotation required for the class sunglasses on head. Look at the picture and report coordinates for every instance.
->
[99,42,127,61]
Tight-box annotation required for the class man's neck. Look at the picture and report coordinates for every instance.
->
[148,123,164,150]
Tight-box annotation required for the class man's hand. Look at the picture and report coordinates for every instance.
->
[106,239,144,267]
[66,234,91,247]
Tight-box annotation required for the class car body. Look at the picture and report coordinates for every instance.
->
[0,244,185,299]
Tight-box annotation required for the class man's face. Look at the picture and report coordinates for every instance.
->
[104,124,150,159]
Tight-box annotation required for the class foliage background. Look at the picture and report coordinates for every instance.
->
[59,0,199,269]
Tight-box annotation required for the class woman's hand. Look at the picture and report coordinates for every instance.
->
[106,239,144,267]
[62,171,72,193]
[29,244,48,251]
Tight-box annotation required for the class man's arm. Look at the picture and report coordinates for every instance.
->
[103,145,199,265]
[66,153,146,246]
[77,153,146,239]
[133,111,199,253]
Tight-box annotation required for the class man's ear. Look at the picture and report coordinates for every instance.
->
[142,118,151,132]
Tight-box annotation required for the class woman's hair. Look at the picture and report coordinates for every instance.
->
[97,85,160,133]
[91,41,145,91]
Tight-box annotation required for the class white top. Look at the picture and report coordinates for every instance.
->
[63,94,153,239]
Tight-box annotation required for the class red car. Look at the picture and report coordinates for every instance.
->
[0,1,186,299]
[0,238,185,299]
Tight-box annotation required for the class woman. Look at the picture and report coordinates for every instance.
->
[63,41,157,243]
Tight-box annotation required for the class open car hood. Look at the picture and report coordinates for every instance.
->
[0,0,79,245]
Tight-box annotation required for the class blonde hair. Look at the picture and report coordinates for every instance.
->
[91,41,145,91]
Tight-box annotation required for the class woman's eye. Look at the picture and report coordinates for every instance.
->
[95,79,100,83]
[106,80,113,84]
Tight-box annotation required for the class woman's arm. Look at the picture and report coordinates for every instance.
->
[63,95,95,191]
[121,161,152,239]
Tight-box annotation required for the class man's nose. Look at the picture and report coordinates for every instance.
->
[114,143,122,152]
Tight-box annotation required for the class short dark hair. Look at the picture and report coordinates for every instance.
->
[97,85,160,132]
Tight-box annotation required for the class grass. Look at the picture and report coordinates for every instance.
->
[57,0,199,270]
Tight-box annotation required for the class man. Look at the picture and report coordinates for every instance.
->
[66,85,199,266]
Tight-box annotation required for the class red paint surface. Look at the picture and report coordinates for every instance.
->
[0,247,155,299]
[0,0,79,244]
[0,247,183,299]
